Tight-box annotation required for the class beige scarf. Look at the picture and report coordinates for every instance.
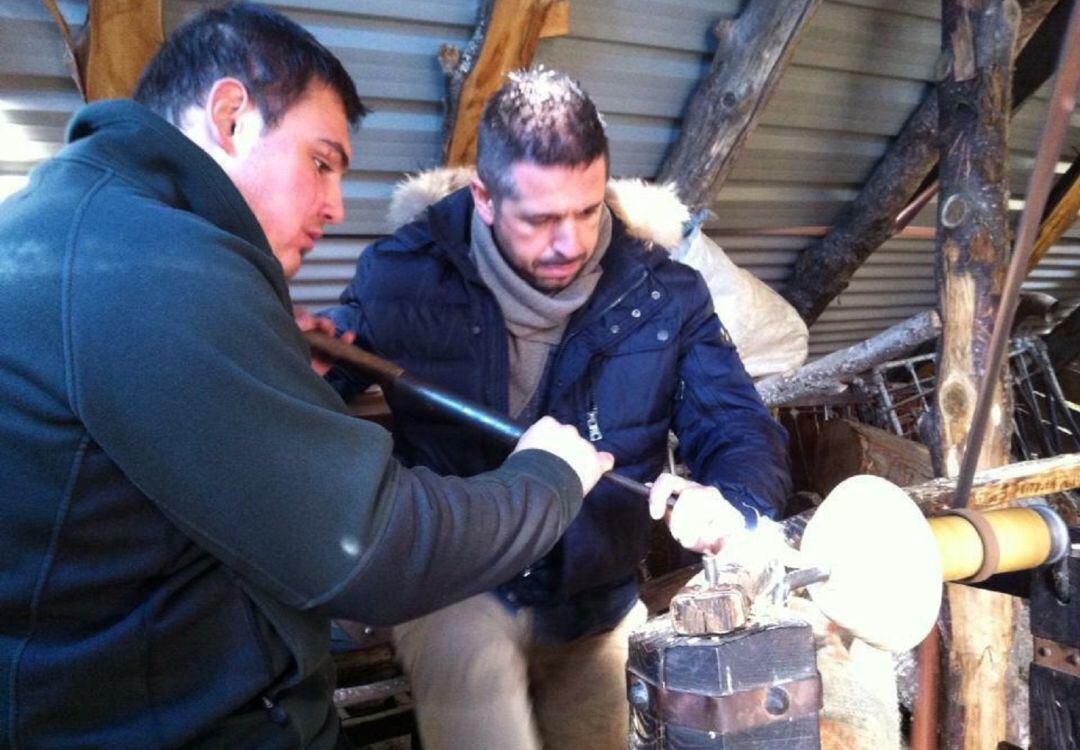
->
[470,207,612,418]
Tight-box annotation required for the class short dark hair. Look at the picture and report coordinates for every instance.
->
[134,2,366,129]
[476,68,608,200]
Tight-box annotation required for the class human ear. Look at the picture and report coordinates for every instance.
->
[470,176,496,225]
[205,78,251,157]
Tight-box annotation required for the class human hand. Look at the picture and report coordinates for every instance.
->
[513,416,615,495]
[648,473,745,554]
[293,307,355,375]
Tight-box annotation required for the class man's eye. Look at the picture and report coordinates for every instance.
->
[314,157,331,173]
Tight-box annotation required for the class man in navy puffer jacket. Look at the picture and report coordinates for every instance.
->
[324,69,792,749]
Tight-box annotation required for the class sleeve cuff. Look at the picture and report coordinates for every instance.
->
[494,449,584,517]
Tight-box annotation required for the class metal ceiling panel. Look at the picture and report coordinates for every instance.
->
[0,0,1076,361]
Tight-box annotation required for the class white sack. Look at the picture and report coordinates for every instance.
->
[672,226,808,378]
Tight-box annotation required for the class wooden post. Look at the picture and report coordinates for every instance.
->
[655,0,821,209]
[934,3,1020,749]
[782,0,1061,324]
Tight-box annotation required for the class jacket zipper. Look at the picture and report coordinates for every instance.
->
[543,268,652,420]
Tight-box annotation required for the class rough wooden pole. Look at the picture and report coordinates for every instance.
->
[933,3,1020,749]
[655,0,822,208]
[906,452,1080,514]
[782,0,1061,324]
[755,309,941,407]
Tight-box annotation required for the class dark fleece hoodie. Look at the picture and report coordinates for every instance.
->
[0,100,583,749]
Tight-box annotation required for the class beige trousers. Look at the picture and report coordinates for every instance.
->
[393,593,647,750]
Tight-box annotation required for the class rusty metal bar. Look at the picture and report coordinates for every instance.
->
[911,626,942,750]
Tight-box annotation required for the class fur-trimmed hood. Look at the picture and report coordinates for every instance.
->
[386,167,690,251]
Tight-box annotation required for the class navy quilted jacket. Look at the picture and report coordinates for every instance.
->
[325,188,791,625]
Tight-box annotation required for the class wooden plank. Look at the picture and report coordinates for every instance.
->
[934,3,1020,748]
[442,0,567,167]
[905,452,1080,514]
[781,0,1062,325]
[656,0,822,209]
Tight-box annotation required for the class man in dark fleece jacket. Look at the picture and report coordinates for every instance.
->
[0,4,613,749]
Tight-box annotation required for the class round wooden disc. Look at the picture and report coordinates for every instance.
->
[802,474,943,651]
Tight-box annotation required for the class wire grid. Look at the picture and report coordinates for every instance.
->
[869,337,1080,460]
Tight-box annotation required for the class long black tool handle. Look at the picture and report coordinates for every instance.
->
[306,330,652,499]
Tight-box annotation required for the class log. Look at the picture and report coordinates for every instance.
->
[782,0,1062,325]
[934,3,1020,749]
[755,309,940,407]
[812,419,933,498]
[905,452,1080,515]
[655,0,822,209]
[440,0,568,166]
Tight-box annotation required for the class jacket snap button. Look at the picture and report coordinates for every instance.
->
[471,325,481,335]
[651,290,661,300]
[610,324,620,334]
[657,330,670,342]
[631,308,641,318]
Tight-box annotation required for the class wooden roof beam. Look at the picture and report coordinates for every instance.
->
[440,0,569,167]
[41,0,164,101]
[656,0,822,210]
[1028,152,1080,271]
[782,0,1065,325]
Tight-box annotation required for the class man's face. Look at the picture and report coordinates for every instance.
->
[228,83,351,278]
[475,157,607,293]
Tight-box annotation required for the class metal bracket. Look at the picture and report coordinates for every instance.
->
[1033,636,1080,678]
[627,672,822,735]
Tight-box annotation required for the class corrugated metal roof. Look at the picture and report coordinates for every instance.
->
[1,0,1077,356]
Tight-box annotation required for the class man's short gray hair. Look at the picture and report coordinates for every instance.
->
[476,68,608,200]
